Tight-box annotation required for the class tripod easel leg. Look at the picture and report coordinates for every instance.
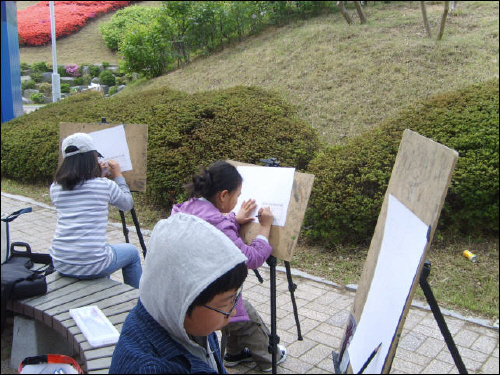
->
[419,260,467,374]
[266,255,279,374]
[119,208,147,258]
[284,261,303,340]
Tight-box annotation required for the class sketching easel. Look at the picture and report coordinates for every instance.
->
[228,158,315,374]
[332,130,465,374]
[59,119,148,257]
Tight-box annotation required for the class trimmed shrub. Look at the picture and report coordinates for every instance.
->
[102,61,110,69]
[22,80,36,90]
[1,86,319,212]
[32,61,49,72]
[57,65,67,77]
[305,79,499,247]
[73,76,84,86]
[31,72,43,83]
[108,86,118,96]
[100,5,162,51]
[38,82,52,94]
[99,70,116,86]
[20,62,30,71]
[61,83,70,93]
[30,93,45,104]
[89,65,101,78]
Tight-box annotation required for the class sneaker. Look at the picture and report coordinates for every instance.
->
[262,344,287,372]
[224,347,253,367]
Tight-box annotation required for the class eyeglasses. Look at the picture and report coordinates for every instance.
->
[203,286,243,319]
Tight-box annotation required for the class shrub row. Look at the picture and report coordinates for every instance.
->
[2,81,497,246]
[1,86,320,211]
[304,79,499,246]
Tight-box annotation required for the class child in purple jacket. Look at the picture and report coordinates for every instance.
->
[171,161,287,372]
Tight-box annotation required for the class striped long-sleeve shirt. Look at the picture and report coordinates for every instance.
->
[49,176,133,276]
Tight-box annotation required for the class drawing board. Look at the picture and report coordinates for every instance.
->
[227,160,314,261]
[339,129,458,373]
[59,122,148,192]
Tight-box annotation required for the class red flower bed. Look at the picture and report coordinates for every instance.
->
[17,1,132,46]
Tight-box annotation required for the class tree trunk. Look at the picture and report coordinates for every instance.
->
[337,1,353,25]
[354,1,368,24]
[437,1,450,40]
[420,1,432,38]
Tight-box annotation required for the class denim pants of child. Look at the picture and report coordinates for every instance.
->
[60,243,142,288]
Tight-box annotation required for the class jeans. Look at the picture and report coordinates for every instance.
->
[61,243,142,288]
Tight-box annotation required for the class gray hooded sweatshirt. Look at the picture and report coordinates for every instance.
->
[139,213,248,370]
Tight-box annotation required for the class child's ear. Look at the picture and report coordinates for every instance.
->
[219,190,229,201]
[216,190,230,211]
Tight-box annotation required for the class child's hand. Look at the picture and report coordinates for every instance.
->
[236,199,257,225]
[257,206,274,227]
[99,161,108,177]
[106,159,123,179]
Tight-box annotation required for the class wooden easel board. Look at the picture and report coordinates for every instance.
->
[59,122,148,192]
[227,160,314,261]
[341,130,458,374]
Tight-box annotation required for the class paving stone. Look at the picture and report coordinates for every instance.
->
[480,354,500,373]
[279,355,314,373]
[305,366,331,374]
[395,348,433,366]
[398,331,427,351]
[317,356,335,372]
[423,359,454,374]
[286,338,317,357]
[294,306,331,323]
[452,329,480,348]
[327,310,351,327]
[306,328,342,349]
[416,337,446,357]
[391,356,425,373]
[301,343,332,365]
[471,335,498,355]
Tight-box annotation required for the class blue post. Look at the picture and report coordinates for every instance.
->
[1,1,23,123]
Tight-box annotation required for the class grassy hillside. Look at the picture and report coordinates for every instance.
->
[18,2,499,145]
[137,1,499,145]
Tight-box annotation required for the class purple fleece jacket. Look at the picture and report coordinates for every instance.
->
[171,198,273,322]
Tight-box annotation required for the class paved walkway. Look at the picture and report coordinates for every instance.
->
[1,192,498,374]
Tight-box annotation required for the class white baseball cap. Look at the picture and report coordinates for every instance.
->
[62,132,102,159]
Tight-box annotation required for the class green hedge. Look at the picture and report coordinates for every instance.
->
[1,86,319,211]
[305,79,499,247]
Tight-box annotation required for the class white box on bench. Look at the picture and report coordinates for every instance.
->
[69,305,120,347]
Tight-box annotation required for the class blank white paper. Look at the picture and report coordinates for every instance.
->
[88,125,133,172]
[232,166,295,227]
[348,194,429,374]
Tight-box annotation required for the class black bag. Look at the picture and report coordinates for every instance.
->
[1,209,54,332]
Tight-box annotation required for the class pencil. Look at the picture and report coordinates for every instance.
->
[358,342,382,374]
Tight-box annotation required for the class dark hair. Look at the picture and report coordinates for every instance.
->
[187,262,248,316]
[54,148,101,190]
[186,161,242,201]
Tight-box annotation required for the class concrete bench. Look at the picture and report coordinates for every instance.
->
[6,265,139,373]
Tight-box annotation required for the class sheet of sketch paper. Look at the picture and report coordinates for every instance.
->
[88,125,133,172]
[232,165,295,227]
[347,194,429,374]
